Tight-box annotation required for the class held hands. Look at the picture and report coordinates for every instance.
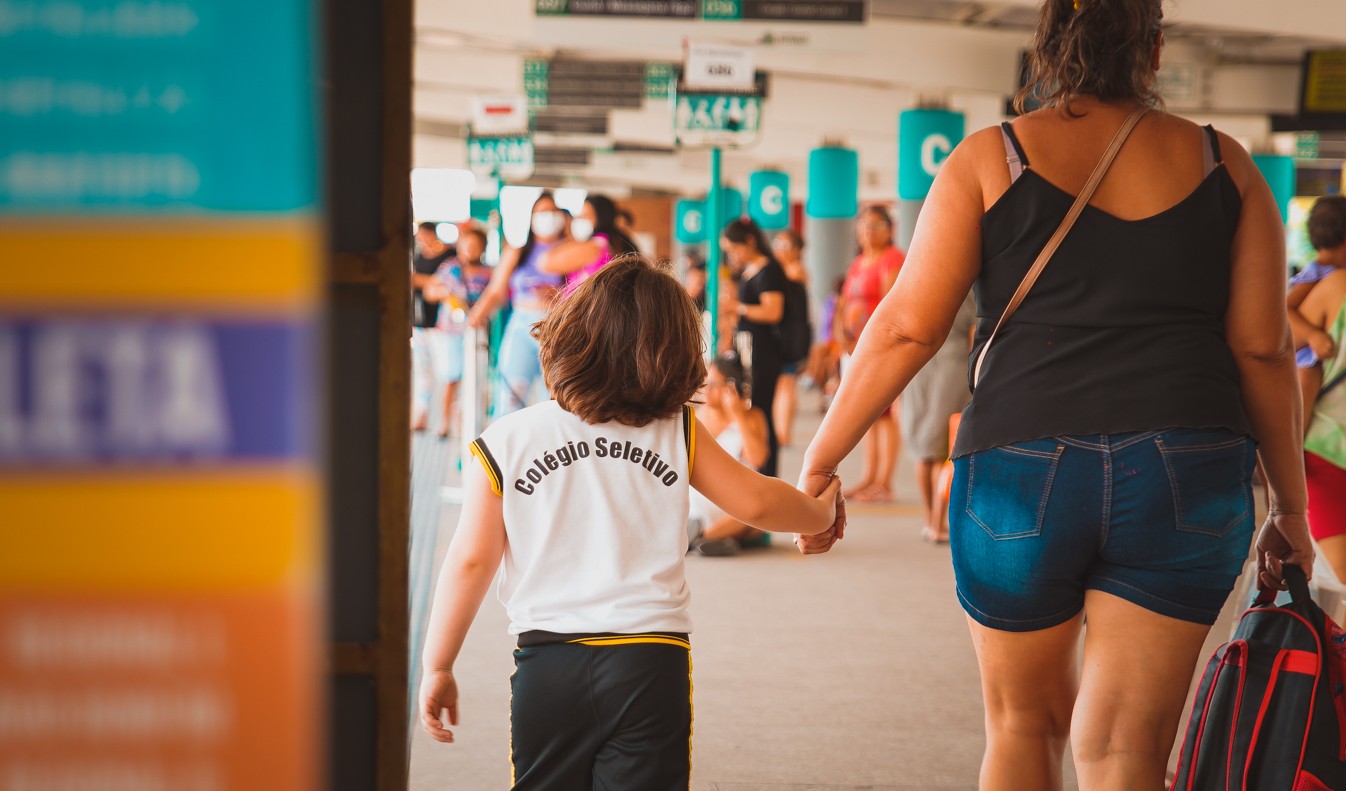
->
[1310,330,1337,362]
[1255,512,1315,592]
[418,669,460,744]
[794,469,847,555]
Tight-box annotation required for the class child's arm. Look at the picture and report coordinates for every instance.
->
[418,462,506,743]
[1288,280,1334,357]
[690,417,839,535]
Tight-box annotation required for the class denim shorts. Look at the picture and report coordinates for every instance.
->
[950,428,1256,632]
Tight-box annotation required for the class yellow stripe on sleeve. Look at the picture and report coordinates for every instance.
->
[469,439,503,497]
[686,405,697,475]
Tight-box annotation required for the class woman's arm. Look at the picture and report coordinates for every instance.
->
[1220,132,1314,585]
[796,133,989,552]
[690,417,838,534]
[738,290,783,324]
[467,246,520,329]
[418,463,506,742]
[537,239,607,275]
[1289,280,1337,359]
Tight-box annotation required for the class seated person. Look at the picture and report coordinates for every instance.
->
[688,353,773,556]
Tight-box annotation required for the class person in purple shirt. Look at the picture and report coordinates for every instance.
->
[1287,196,1346,428]
[468,192,567,416]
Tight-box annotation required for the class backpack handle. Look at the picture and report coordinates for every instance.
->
[1255,562,1313,606]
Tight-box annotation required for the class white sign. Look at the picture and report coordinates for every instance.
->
[683,42,755,91]
[472,96,529,136]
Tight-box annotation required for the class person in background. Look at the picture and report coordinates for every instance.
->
[681,249,708,313]
[834,205,905,501]
[468,192,567,417]
[899,294,975,543]
[772,229,813,447]
[1299,268,1346,582]
[797,0,1312,786]
[537,194,639,292]
[1287,195,1346,427]
[412,222,455,432]
[688,352,774,556]
[722,218,787,477]
[423,225,492,439]
[806,276,846,412]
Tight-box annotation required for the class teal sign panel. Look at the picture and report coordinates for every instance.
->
[676,199,705,243]
[748,171,790,230]
[898,109,964,201]
[1253,154,1296,224]
[720,188,743,222]
[806,147,858,219]
[0,0,319,213]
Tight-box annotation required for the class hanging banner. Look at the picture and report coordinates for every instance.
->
[749,170,790,230]
[898,108,965,201]
[0,1,322,789]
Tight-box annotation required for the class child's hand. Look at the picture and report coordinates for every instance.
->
[1310,330,1336,361]
[419,669,459,743]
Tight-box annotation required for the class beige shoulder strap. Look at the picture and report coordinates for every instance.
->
[972,105,1149,389]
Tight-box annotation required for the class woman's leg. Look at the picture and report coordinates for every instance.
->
[1319,536,1346,586]
[968,614,1082,791]
[861,412,899,500]
[773,372,798,446]
[916,459,947,540]
[845,427,879,498]
[750,351,782,477]
[438,381,458,438]
[1071,591,1211,791]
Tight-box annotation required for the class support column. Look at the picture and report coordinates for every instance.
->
[805,146,859,322]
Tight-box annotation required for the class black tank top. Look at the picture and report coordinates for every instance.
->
[952,124,1253,457]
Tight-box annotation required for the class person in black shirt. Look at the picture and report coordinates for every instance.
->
[722,218,786,477]
[411,222,454,431]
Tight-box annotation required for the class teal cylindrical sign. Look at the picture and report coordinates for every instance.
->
[898,109,965,201]
[807,147,859,219]
[748,171,790,230]
[1253,154,1296,224]
[675,199,705,243]
[720,188,743,223]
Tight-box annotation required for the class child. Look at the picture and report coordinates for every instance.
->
[1288,196,1346,430]
[422,225,492,438]
[417,257,841,790]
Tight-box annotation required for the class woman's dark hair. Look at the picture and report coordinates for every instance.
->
[458,225,488,247]
[774,229,804,251]
[1015,0,1164,115]
[860,205,893,229]
[723,218,785,273]
[586,194,640,258]
[713,351,749,398]
[516,190,557,267]
[1308,196,1346,252]
[536,256,706,427]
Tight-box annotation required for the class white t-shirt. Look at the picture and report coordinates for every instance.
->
[470,400,696,635]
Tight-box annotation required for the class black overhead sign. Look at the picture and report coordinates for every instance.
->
[536,0,866,22]
[547,59,646,109]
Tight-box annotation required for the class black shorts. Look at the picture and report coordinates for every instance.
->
[510,632,693,791]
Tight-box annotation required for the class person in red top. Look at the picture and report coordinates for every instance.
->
[834,205,905,501]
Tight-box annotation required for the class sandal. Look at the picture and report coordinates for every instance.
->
[920,525,949,544]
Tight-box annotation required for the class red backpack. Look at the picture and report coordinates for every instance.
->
[1172,565,1346,790]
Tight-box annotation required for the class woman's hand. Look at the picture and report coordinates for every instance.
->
[1255,511,1315,591]
[419,669,460,743]
[1310,330,1336,362]
[794,469,845,555]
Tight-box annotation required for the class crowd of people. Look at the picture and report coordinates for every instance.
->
[415,1,1346,789]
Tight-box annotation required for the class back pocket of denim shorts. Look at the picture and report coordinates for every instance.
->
[1156,431,1252,537]
[966,442,1065,540]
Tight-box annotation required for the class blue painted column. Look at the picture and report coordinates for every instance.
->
[897,108,965,249]
[1253,154,1296,224]
[805,147,860,323]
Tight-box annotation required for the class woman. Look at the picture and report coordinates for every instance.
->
[771,230,812,447]
[688,353,773,556]
[722,218,786,477]
[538,194,639,291]
[1301,269,1346,582]
[900,293,975,543]
[796,2,1312,789]
[834,206,905,501]
[468,192,567,416]
[423,225,492,438]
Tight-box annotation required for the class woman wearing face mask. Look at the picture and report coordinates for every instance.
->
[468,192,568,416]
[538,194,639,292]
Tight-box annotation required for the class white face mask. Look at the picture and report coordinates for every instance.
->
[531,211,565,239]
[570,218,595,242]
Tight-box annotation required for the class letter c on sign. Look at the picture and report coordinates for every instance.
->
[920,134,953,178]
[759,186,783,216]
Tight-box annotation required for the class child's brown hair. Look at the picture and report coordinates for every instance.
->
[536,256,705,427]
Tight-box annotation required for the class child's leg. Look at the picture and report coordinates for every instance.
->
[591,642,693,791]
[1300,364,1323,436]
[510,643,600,790]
